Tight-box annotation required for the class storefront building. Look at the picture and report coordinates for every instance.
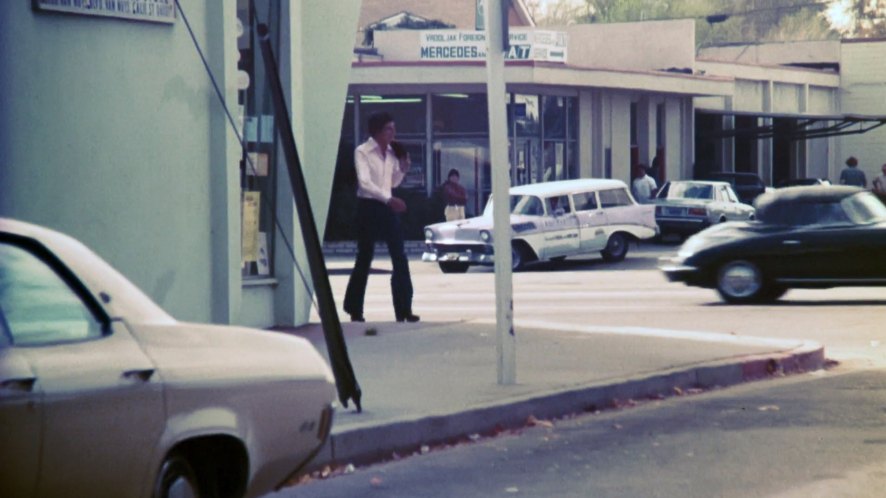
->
[3,0,882,330]
[1,0,361,329]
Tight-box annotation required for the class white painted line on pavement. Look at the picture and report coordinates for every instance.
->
[482,319,815,350]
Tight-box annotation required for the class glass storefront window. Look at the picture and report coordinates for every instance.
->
[359,95,425,138]
[432,94,488,134]
[513,94,540,137]
[542,96,567,139]
[237,0,280,279]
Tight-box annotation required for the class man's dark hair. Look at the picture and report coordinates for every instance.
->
[367,111,394,136]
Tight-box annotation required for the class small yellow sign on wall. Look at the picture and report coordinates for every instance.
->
[241,191,261,263]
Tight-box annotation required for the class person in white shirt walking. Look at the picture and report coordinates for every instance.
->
[343,111,419,323]
[632,164,658,204]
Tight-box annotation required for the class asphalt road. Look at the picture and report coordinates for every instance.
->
[297,244,886,496]
[323,242,884,367]
[284,368,886,498]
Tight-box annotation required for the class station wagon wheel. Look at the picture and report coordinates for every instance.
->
[511,243,526,271]
[439,262,470,274]
[154,453,200,498]
[600,233,628,262]
[716,260,764,304]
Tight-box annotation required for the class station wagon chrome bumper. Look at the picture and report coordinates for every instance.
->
[422,243,495,265]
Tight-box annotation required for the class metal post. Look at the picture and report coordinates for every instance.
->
[484,0,516,385]
[257,23,362,411]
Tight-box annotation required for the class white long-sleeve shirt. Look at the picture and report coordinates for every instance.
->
[354,137,406,203]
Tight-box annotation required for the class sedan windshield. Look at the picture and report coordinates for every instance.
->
[659,182,713,200]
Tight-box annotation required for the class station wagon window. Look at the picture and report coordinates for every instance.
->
[0,243,104,346]
[572,192,598,211]
[599,189,633,208]
[510,195,544,216]
[546,195,571,214]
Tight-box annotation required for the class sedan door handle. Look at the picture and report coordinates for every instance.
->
[782,240,801,245]
[1,377,37,392]
[122,369,155,382]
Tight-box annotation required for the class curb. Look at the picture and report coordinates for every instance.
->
[307,342,825,470]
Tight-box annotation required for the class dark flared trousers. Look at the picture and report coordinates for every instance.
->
[343,198,414,319]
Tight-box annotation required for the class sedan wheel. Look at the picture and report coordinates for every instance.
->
[438,261,470,274]
[600,233,628,262]
[716,260,764,303]
[154,454,200,498]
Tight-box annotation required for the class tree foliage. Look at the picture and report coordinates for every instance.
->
[533,0,886,45]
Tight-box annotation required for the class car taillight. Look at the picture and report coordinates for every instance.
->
[688,207,707,216]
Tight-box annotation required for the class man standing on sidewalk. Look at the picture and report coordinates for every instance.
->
[343,111,419,323]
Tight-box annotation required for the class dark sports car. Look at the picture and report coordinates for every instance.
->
[660,186,886,303]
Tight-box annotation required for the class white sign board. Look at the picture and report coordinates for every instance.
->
[35,0,176,24]
[419,29,567,63]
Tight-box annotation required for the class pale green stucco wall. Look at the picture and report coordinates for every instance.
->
[0,1,239,324]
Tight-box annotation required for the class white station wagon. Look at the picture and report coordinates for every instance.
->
[422,179,657,272]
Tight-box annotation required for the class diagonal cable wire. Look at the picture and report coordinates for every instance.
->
[174,0,321,313]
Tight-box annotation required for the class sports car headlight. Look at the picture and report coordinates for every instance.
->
[424,228,435,241]
[479,230,492,242]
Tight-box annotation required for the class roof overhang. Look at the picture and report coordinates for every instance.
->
[696,108,886,141]
[350,60,734,97]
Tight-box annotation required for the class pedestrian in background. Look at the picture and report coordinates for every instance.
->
[839,156,867,187]
[872,163,886,195]
[632,164,657,203]
[343,111,419,323]
[441,168,467,221]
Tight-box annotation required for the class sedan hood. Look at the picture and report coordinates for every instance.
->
[128,321,334,384]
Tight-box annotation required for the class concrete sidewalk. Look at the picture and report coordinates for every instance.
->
[276,318,825,472]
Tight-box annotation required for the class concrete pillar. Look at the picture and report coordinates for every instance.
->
[209,0,242,325]
[610,93,632,184]
[664,97,683,181]
[579,89,593,178]
[591,89,605,178]
[282,0,362,326]
[637,96,656,168]
[721,97,734,172]
[759,81,774,184]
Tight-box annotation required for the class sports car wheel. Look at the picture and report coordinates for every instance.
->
[600,233,628,262]
[154,453,200,498]
[439,262,470,273]
[716,260,764,304]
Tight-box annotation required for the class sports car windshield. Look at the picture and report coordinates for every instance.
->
[757,192,886,226]
[842,192,886,224]
[660,182,713,200]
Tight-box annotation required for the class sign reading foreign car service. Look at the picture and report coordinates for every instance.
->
[35,0,176,24]
[419,29,567,63]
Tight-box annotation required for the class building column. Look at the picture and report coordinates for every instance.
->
[209,0,242,325]
[610,93,632,184]
[759,81,774,184]
[637,96,657,169]
[664,97,683,182]
[578,89,593,178]
[721,96,735,172]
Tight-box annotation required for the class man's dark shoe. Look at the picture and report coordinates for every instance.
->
[396,314,420,323]
[349,313,365,323]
